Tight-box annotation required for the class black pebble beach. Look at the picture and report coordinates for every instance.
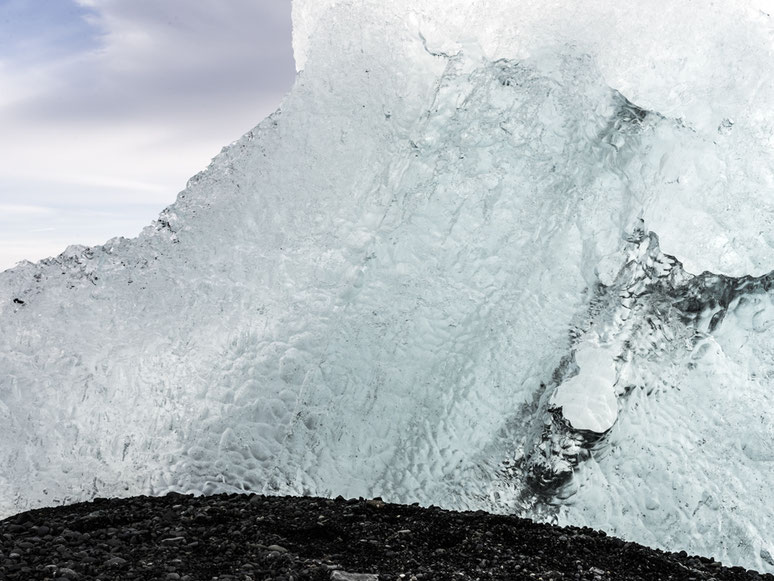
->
[1,493,771,580]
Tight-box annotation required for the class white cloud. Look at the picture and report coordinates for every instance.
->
[10,0,295,122]
[0,0,295,271]
[0,205,55,216]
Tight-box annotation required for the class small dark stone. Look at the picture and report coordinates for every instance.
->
[104,556,127,568]
[57,567,80,579]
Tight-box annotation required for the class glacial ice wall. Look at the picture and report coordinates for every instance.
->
[2,0,774,573]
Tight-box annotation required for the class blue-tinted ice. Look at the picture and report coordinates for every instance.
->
[2,0,774,573]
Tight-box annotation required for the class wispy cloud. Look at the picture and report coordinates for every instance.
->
[0,0,295,271]
[0,205,56,216]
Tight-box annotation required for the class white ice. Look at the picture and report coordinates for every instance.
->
[551,343,618,434]
[2,0,774,574]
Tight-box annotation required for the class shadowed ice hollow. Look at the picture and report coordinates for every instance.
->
[2,0,774,573]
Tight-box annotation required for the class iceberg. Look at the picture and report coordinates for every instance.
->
[2,0,774,573]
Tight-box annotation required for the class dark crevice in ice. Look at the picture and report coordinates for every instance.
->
[514,225,774,502]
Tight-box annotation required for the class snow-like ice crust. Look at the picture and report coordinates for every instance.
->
[2,0,774,573]
[550,343,617,433]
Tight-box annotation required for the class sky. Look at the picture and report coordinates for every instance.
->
[0,0,295,271]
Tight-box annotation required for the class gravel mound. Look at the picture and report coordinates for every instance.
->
[0,493,771,580]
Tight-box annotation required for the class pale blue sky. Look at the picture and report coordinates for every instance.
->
[0,0,295,270]
[0,0,99,63]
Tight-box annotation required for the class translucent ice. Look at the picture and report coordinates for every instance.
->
[2,0,774,574]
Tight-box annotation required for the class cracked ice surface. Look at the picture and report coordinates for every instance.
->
[2,0,774,574]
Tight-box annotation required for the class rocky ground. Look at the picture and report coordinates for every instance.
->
[0,493,771,581]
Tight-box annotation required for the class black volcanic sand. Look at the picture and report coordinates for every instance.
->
[1,493,771,580]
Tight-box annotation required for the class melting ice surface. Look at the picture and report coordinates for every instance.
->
[2,0,774,573]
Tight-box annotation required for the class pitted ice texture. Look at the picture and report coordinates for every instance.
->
[2,0,774,574]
